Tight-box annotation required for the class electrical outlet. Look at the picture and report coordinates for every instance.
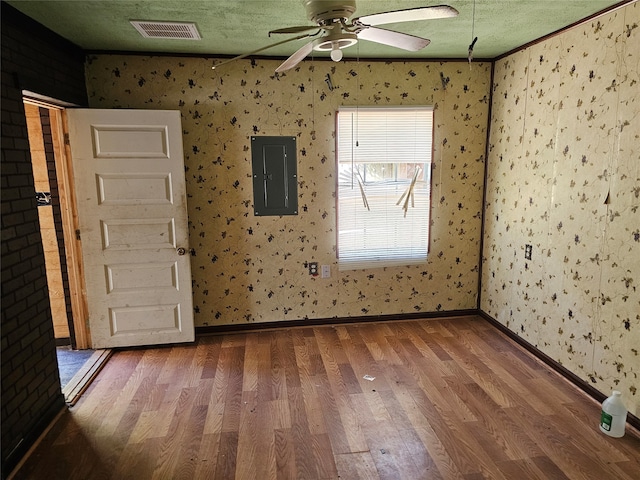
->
[525,244,532,260]
[308,262,318,276]
[321,265,330,278]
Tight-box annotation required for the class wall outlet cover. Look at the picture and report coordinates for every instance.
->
[309,262,318,276]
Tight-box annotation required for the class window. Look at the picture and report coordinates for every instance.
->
[336,106,433,270]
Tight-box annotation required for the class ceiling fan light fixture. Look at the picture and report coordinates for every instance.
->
[312,32,357,61]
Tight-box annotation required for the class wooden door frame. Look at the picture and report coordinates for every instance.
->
[57,108,90,348]
[23,95,91,349]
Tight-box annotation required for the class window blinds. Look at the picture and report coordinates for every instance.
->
[337,106,433,270]
[337,106,433,164]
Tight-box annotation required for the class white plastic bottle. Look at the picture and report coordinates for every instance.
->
[599,390,627,438]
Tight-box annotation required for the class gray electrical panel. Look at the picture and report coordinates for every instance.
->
[251,136,298,216]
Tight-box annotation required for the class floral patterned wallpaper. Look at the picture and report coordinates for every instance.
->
[85,56,491,326]
[481,2,639,415]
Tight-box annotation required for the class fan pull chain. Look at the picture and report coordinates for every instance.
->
[355,41,360,147]
[468,0,478,64]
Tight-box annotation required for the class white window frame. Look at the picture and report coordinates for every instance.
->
[336,106,433,270]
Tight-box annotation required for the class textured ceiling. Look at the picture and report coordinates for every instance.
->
[7,0,628,60]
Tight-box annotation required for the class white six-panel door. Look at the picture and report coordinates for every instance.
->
[66,109,194,348]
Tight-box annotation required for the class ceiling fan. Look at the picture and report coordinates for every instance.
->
[213,0,459,73]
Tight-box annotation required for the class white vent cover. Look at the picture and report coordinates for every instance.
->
[130,21,201,40]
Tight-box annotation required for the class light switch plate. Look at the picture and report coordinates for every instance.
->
[321,265,330,278]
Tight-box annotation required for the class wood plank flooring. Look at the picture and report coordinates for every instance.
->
[11,316,640,479]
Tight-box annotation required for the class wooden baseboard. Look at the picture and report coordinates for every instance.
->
[196,309,478,335]
[5,408,67,480]
[478,310,640,432]
[3,396,65,479]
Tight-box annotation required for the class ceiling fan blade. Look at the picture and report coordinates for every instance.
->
[275,41,315,72]
[357,27,430,51]
[269,25,322,35]
[212,33,313,70]
[354,5,459,26]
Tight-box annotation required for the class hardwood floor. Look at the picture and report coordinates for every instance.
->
[11,316,640,479]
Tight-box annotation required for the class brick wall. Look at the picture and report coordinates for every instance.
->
[1,2,87,476]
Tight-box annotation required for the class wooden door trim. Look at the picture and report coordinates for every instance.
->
[23,96,91,349]
[56,109,91,349]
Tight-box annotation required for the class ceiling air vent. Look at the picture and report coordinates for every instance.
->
[130,21,201,40]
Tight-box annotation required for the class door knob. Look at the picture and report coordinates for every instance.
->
[177,247,187,256]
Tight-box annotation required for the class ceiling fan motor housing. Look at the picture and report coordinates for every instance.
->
[302,0,357,24]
